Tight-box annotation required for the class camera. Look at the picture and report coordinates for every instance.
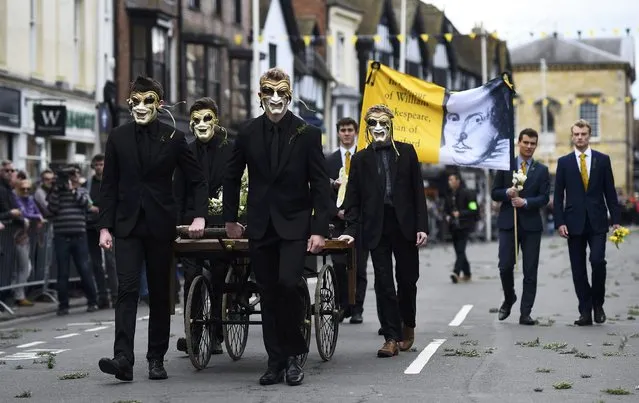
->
[54,166,78,190]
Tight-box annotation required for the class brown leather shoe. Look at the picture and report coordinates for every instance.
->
[399,326,415,351]
[377,339,399,357]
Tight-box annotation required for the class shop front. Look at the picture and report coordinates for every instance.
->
[0,86,21,161]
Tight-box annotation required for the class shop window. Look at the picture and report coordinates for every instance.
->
[130,21,171,101]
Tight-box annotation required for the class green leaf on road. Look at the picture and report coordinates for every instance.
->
[574,351,595,359]
[516,337,540,347]
[542,342,567,351]
[15,391,32,398]
[553,381,572,389]
[602,387,632,395]
[59,372,89,380]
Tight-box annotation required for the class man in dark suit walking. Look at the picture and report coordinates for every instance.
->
[325,117,369,324]
[492,128,550,325]
[97,76,207,381]
[224,68,330,386]
[173,97,232,356]
[339,104,428,358]
[554,119,620,326]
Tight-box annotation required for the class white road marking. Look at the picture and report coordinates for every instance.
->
[54,333,80,339]
[68,322,114,326]
[0,351,4,355]
[175,308,183,313]
[1,348,69,361]
[137,315,150,321]
[84,326,109,332]
[448,304,474,327]
[16,341,46,348]
[404,339,447,375]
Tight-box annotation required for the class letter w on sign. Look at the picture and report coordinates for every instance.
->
[33,104,67,137]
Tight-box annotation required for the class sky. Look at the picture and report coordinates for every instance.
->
[424,0,639,117]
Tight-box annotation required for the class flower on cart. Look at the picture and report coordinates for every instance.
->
[208,168,249,217]
[511,169,527,192]
[609,226,630,249]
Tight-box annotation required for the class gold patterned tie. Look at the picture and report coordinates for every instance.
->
[520,160,526,175]
[579,153,589,189]
[345,151,351,176]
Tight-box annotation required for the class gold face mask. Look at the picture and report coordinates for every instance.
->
[190,109,219,142]
[365,112,392,142]
[259,79,292,117]
[127,91,160,125]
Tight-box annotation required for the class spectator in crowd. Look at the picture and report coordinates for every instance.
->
[0,161,21,306]
[11,176,44,307]
[47,165,98,315]
[86,154,117,309]
[34,169,55,218]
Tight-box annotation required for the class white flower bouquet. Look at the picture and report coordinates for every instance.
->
[208,168,248,217]
[511,169,527,191]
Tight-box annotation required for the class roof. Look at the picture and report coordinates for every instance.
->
[511,36,631,66]
[326,0,364,14]
[353,0,386,36]
[296,17,317,36]
[260,0,303,53]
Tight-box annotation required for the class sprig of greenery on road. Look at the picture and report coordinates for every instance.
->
[516,337,540,347]
[553,381,572,389]
[59,372,89,380]
[602,387,632,395]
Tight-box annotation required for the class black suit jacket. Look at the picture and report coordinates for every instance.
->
[342,141,428,250]
[325,147,357,220]
[553,149,620,235]
[98,121,207,240]
[173,137,232,226]
[492,159,550,232]
[223,112,330,240]
[443,187,479,232]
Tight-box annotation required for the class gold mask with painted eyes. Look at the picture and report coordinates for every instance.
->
[190,109,218,142]
[127,91,160,125]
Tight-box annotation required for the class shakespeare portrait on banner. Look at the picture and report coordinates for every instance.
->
[357,61,515,171]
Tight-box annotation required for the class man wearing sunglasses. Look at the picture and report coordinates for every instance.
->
[0,160,21,223]
[338,104,428,358]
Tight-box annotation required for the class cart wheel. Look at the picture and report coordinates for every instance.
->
[185,275,214,370]
[222,265,249,361]
[314,264,339,361]
[297,279,312,367]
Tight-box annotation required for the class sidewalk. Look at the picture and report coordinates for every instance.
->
[0,296,87,323]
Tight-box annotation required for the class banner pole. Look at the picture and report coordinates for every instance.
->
[251,0,260,118]
[399,0,407,73]
[481,23,492,243]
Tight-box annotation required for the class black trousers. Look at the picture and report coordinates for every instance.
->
[370,206,419,342]
[250,221,308,369]
[112,215,173,365]
[567,217,607,315]
[451,229,471,276]
[181,255,225,342]
[498,228,542,315]
[87,228,117,302]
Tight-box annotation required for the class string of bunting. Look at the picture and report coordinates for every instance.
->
[231,28,638,46]
[513,96,636,106]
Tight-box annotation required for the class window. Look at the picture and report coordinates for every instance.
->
[406,62,420,78]
[334,32,345,79]
[268,43,277,68]
[234,0,242,24]
[336,104,344,120]
[579,100,599,138]
[213,0,222,16]
[130,23,171,101]
[230,57,251,126]
[187,0,200,10]
[185,44,222,112]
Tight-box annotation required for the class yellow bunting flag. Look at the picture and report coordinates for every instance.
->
[234,34,243,45]
[358,61,515,170]
[420,34,429,42]
[444,33,453,42]
[303,35,311,46]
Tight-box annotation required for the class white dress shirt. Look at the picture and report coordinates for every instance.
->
[574,147,592,175]
[340,145,356,167]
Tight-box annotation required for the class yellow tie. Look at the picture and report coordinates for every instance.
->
[344,151,351,176]
[579,153,589,189]
[520,160,526,175]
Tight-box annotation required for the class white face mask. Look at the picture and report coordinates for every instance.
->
[366,112,392,143]
[259,80,292,119]
[127,91,160,125]
[190,109,218,142]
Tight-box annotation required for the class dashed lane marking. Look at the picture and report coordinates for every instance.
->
[448,304,473,327]
[1,348,69,361]
[84,326,109,332]
[16,341,46,348]
[54,333,80,339]
[404,339,447,375]
[137,315,150,321]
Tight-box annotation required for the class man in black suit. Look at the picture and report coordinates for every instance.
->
[491,128,550,325]
[339,104,428,358]
[173,97,232,356]
[224,68,330,386]
[554,119,620,326]
[443,173,478,283]
[97,76,207,381]
[324,117,369,324]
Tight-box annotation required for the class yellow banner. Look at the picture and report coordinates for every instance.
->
[358,61,515,171]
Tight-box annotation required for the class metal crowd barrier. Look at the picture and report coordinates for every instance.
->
[0,221,58,315]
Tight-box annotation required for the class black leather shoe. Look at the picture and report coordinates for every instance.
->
[148,359,168,380]
[176,337,187,353]
[593,306,606,324]
[574,315,593,326]
[285,357,304,386]
[259,368,285,385]
[350,312,363,324]
[519,315,537,325]
[498,295,517,321]
[98,357,133,381]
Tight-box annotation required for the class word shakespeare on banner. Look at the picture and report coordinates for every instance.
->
[357,61,516,171]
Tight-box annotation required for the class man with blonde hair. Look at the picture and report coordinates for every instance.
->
[553,119,620,326]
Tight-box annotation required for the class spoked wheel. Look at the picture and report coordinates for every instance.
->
[297,279,312,367]
[314,264,339,361]
[222,265,250,361]
[185,275,214,370]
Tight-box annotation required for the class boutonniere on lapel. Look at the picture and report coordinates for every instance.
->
[290,123,309,144]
